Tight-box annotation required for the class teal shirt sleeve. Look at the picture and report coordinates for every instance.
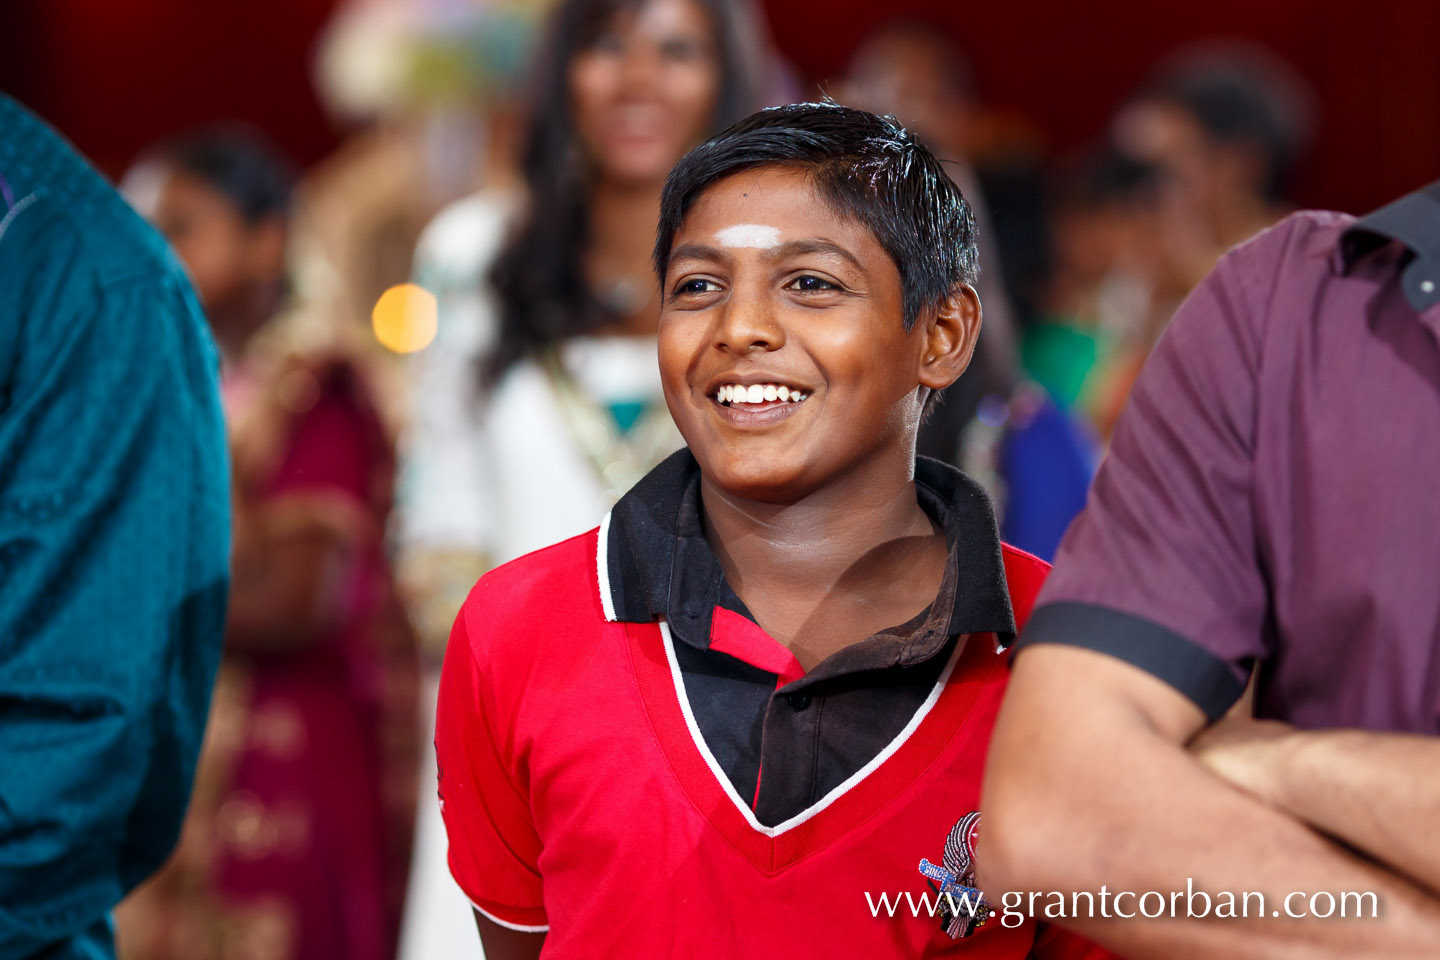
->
[0,106,230,959]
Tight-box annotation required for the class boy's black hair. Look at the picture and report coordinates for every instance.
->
[654,101,978,332]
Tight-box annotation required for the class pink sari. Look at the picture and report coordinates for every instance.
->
[118,357,418,960]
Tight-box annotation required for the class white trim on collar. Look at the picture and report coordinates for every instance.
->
[657,619,964,839]
[597,509,617,622]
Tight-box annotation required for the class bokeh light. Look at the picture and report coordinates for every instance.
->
[372,283,438,354]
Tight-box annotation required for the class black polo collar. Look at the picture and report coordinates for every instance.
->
[597,448,1017,653]
[1338,178,1440,312]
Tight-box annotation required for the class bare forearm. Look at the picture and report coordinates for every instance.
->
[1269,730,1440,897]
[981,651,1440,959]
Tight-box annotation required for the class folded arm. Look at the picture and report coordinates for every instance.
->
[980,644,1440,960]
[1194,721,1440,897]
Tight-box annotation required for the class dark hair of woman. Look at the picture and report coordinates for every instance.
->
[484,0,764,384]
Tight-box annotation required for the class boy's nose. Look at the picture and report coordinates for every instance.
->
[712,295,785,353]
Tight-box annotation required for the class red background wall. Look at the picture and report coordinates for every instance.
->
[3,0,1438,214]
[0,0,342,175]
[761,0,1440,215]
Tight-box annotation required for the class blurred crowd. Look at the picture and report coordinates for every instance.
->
[85,0,1318,957]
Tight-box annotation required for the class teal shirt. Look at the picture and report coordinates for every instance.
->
[0,97,230,959]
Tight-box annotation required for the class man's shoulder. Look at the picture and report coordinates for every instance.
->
[1243,208,1353,253]
[1162,210,1360,359]
[1,102,177,289]
[0,188,208,405]
[7,192,174,288]
[0,190,189,366]
[1218,209,1355,297]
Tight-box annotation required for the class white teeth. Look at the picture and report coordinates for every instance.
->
[713,382,808,405]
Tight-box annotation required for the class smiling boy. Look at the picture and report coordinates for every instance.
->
[435,103,1106,959]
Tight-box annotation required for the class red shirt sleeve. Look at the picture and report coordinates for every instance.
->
[435,594,548,930]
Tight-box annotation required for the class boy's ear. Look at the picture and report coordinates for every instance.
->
[917,284,982,391]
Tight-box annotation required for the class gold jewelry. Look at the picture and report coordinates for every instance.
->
[542,347,683,501]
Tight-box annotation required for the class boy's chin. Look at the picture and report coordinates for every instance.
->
[696,454,817,505]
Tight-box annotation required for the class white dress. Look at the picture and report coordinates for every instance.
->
[394,191,682,960]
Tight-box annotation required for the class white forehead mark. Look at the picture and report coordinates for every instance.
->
[713,223,781,249]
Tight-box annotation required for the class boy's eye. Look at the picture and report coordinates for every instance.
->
[786,275,838,293]
[672,277,721,297]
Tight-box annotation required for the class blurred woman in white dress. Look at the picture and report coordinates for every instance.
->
[394,1,772,955]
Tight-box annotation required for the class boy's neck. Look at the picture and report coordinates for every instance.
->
[699,450,950,670]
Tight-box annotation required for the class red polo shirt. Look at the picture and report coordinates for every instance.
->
[437,454,1108,958]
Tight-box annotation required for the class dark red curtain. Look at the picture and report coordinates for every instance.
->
[763,0,1440,214]
[3,0,1437,212]
[0,0,344,175]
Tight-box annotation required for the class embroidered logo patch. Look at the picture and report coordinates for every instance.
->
[918,810,993,939]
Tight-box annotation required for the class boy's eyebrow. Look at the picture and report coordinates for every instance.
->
[667,239,866,273]
[769,239,866,274]
[668,243,729,268]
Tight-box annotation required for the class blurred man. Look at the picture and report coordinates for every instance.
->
[1113,43,1315,294]
[982,179,1440,957]
[0,96,229,959]
[840,20,1017,386]
[1026,147,1171,439]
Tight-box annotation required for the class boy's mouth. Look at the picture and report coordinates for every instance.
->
[711,382,809,406]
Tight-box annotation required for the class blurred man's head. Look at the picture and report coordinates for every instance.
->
[838,20,977,161]
[1114,44,1314,209]
[1047,146,1163,287]
[126,128,294,343]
